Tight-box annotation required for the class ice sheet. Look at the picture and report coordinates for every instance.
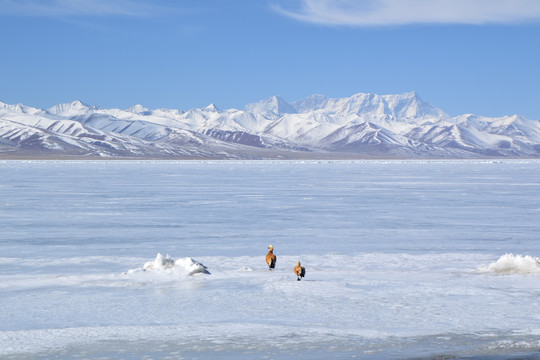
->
[1,160,540,359]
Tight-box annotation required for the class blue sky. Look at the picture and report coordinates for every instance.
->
[1,0,539,119]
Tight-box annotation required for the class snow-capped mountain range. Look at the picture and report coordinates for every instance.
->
[1,92,539,158]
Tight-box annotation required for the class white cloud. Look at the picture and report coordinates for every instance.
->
[0,0,173,18]
[272,0,540,26]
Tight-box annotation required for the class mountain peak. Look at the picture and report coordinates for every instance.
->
[0,100,17,111]
[203,104,220,112]
[402,90,419,98]
[0,100,43,115]
[126,104,151,115]
[293,94,329,113]
[381,92,447,120]
[69,100,92,109]
[47,100,98,116]
[245,95,296,115]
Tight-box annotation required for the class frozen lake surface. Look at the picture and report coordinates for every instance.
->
[1,159,540,359]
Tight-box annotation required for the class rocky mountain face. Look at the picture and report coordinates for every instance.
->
[1,92,539,159]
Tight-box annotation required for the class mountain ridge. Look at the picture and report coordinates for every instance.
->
[1,92,539,159]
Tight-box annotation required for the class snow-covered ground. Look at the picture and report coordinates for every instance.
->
[1,160,540,359]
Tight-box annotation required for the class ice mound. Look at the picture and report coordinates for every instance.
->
[143,253,176,270]
[478,253,540,274]
[136,253,210,276]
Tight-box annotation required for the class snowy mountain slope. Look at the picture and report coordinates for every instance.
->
[1,92,539,158]
[47,100,100,116]
[0,115,122,155]
[245,92,457,155]
[248,91,447,119]
[244,95,297,117]
[0,104,280,158]
[319,122,400,149]
[1,100,45,116]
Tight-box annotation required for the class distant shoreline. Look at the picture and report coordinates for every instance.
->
[0,154,538,161]
[0,153,409,161]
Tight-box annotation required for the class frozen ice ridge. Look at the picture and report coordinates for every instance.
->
[477,253,540,274]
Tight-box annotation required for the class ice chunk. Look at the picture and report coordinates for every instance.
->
[143,253,176,270]
[478,253,540,274]
[174,257,211,276]
[140,253,210,276]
